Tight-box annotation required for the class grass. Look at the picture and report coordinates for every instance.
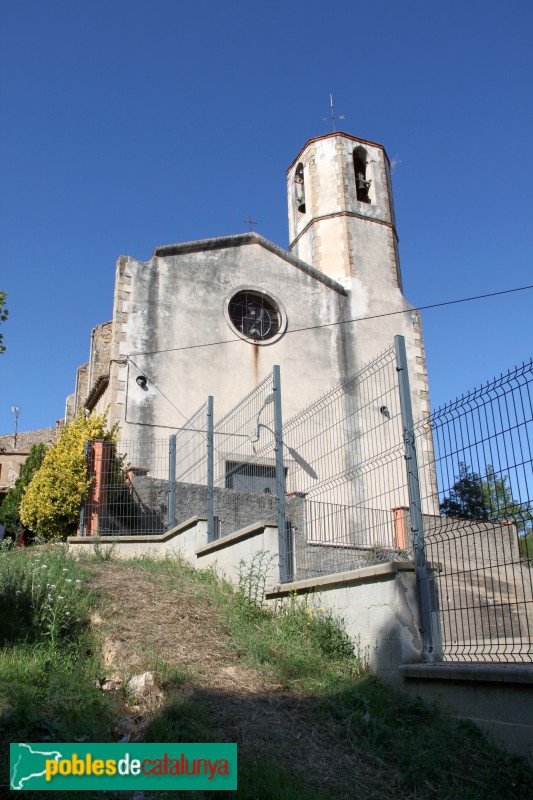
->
[127,553,533,799]
[129,552,365,693]
[0,541,116,798]
[519,531,533,562]
[317,676,533,800]
[1,546,532,800]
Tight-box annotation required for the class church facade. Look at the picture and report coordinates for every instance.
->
[67,131,430,446]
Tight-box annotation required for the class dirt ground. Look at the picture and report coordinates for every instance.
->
[88,561,398,799]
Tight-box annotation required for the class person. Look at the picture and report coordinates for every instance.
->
[0,521,5,543]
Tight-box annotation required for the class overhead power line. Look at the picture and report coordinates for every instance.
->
[129,284,533,358]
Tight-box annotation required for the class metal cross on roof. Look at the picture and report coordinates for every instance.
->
[244,215,258,232]
[323,94,345,132]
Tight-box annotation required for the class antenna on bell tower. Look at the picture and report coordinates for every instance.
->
[323,94,345,132]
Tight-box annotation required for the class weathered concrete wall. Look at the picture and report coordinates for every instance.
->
[94,478,386,578]
[424,514,522,565]
[108,235,348,437]
[266,562,421,687]
[400,664,533,763]
[196,522,280,587]
[122,477,278,537]
[68,517,208,560]
[65,392,76,423]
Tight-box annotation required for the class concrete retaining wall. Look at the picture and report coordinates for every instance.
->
[400,663,533,763]
[265,562,421,687]
[68,517,209,560]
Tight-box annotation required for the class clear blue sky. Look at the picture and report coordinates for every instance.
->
[1,0,531,437]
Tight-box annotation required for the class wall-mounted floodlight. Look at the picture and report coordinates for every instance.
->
[251,392,275,441]
[136,375,148,389]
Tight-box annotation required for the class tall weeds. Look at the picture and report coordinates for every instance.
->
[0,542,114,781]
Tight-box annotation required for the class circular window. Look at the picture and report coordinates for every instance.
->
[227,290,283,342]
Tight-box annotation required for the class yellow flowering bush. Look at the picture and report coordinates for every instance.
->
[20,412,117,540]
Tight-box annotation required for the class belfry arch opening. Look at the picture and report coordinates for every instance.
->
[353,147,371,204]
[294,163,306,214]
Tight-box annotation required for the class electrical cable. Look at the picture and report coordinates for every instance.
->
[128,284,533,357]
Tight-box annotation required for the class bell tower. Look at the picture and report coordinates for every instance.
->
[286,131,431,438]
[287,132,402,293]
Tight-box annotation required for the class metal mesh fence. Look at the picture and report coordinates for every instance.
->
[210,372,279,539]
[80,438,172,536]
[415,360,533,662]
[79,349,533,665]
[167,401,210,531]
[282,345,414,579]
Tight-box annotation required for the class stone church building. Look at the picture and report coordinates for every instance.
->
[67,131,429,444]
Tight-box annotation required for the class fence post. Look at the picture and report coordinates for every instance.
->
[273,366,290,582]
[395,335,441,662]
[168,434,176,531]
[78,440,89,536]
[207,395,215,542]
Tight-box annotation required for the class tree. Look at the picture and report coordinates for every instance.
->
[0,291,8,354]
[440,461,532,534]
[19,411,117,540]
[482,465,532,535]
[0,443,48,534]
[439,463,488,520]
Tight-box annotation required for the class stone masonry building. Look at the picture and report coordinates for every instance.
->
[67,131,430,450]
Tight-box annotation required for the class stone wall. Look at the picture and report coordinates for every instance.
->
[89,321,113,387]
[0,426,56,452]
[74,362,89,416]
[0,426,57,497]
[91,476,398,582]
[95,476,279,537]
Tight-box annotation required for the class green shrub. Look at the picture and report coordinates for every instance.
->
[519,532,533,562]
[0,443,48,535]
[0,542,91,647]
[20,411,117,540]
